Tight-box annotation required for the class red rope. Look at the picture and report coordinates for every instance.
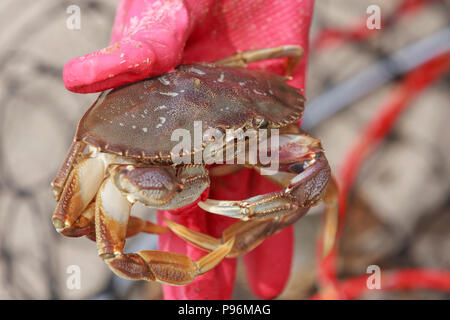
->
[312,269,450,300]
[314,51,450,299]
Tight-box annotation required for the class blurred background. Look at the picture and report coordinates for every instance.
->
[0,0,448,299]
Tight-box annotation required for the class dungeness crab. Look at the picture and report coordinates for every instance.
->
[51,46,338,285]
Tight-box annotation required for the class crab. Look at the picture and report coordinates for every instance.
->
[51,45,338,286]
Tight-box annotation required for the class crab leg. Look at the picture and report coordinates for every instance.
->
[95,177,132,257]
[51,142,145,234]
[59,202,96,239]
[105,240,234,285]
[199,133,330,221]
[321,176,339,257]
[58,162,209,239]
[165,208,308,258]
[95,175,234,285]
[60,202,168,240]
[126,216,168,238]
[215,45,303,76]
[51,140,85,200]
[52,156,106,231]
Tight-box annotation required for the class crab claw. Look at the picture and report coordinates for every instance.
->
[199,154,330,221]
[198,192,295,221]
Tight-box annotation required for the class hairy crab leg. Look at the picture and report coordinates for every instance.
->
[95,176,234,284]
[215,45,303,76]
[199,133,330,221]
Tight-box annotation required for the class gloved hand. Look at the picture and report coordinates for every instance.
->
[64,0,314,300]
[64,0,193,93]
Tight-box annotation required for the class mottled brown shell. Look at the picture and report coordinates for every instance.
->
[75,63,304,163]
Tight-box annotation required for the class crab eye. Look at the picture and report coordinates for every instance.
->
[289,153,323,174]
[289,162,305,174]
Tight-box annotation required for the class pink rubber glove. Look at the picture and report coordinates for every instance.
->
[64,0,314,299]
[64,0,194,93]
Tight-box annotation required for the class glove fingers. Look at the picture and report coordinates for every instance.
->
[64,1,191,93]
[243,226,294,299]
[63,37,157,93]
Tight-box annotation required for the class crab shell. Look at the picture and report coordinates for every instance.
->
[75,63,305,162]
